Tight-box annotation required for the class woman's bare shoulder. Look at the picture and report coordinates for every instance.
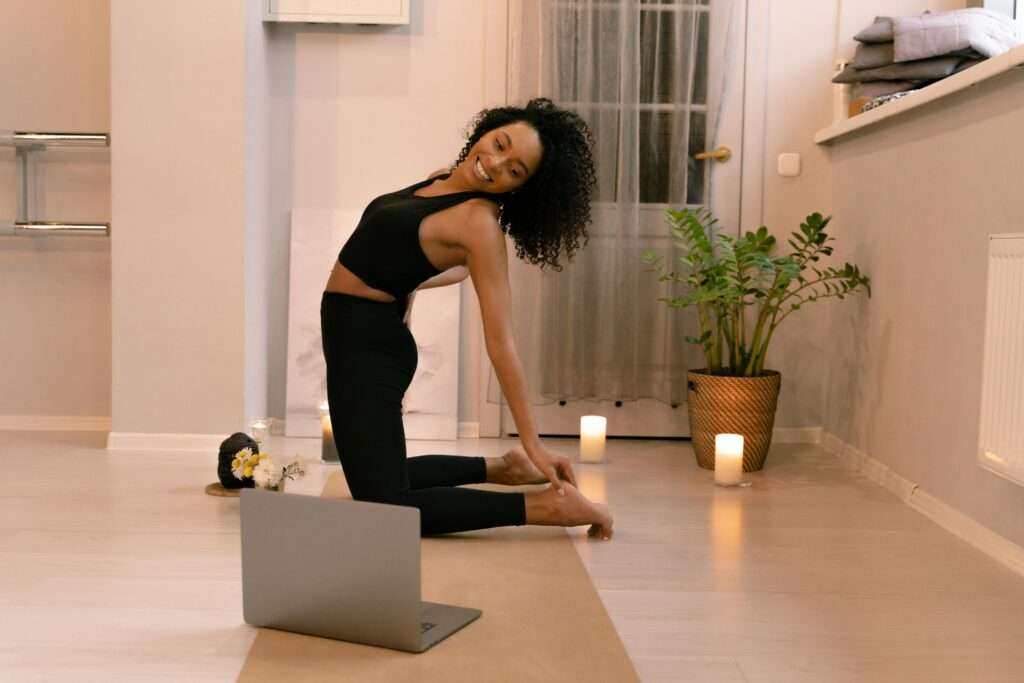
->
[461,200,505,254]
[464,197,502,227]
[427,167,450,180]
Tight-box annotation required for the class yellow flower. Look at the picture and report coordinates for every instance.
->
[232,457,241,468]
[243,466,253,478]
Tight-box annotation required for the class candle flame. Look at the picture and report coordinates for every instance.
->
[580,415,607,436]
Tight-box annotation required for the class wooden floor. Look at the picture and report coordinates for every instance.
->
[2,430,1023,682]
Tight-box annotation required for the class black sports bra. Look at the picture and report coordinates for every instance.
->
[338,173,496,299]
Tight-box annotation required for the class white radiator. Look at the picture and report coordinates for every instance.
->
[978,234,1024,487]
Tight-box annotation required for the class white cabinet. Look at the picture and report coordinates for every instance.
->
[264,0,409,24]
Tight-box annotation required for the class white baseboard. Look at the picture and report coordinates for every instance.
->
[458,421,481,439]
[106,431,227,453]
[0,415,111,431]
[0,418,822,451]
[821,431,1024,579]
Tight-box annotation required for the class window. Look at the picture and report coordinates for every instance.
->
[552,1,711,207]
[974,0,1022,22]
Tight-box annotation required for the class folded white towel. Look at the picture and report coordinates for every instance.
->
[894,8,1021,63]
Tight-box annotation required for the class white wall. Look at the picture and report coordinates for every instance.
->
[266,0,967,432]
[1,0,493,438]
[260,0,976,432]
[261,0,499,429]
[0,0,111,426]
[824,75,1024,547]
[245,0,275,428]
[757,1,1024,549]
[756,1,966,429]
[1,0,277,441]
[110,0,252,437]
[8,0,995,453]
[820,33,1024,546]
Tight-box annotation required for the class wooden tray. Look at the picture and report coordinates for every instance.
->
[204,482,241,498]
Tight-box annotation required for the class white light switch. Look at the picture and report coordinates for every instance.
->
[777,153,801,177]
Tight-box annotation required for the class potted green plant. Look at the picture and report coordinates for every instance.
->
[641,208,871,471]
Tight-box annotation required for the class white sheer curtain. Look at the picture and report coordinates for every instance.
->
[489,0,737,407]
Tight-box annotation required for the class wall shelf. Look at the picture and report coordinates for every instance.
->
[816,43,1024,146]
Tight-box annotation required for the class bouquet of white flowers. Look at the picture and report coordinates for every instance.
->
[232,447,305,491]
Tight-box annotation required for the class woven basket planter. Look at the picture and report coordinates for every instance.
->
[686,369,781,472]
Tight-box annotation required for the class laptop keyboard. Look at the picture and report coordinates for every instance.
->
[420,621,437,634]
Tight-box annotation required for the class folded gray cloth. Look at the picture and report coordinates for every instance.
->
[833,55,965,84]
[852,42,895,69]
[854,16,894,44]
[852,80,925,99]
[894,8,1021,62]
[847,60,984,99]
[952,57,986,74]
[853,42,980,70]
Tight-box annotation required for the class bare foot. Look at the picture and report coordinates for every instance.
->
[525,482,614,540]
[491,445,548,486]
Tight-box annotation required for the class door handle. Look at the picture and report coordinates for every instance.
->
[693,145,732,163]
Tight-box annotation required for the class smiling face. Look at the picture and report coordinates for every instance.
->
[458,121,544,194]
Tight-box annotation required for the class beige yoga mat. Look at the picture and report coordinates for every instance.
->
[237,473,639,682]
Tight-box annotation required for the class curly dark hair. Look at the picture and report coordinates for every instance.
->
[451,98,597,272]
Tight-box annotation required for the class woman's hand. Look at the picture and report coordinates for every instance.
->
[525,443,578,495]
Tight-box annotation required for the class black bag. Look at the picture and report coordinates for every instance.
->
[217,432,259,489]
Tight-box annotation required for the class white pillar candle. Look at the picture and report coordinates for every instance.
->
[580,415,607,463]
[714,433,744,486]
[320,401,338,463]
[249,418,269,445]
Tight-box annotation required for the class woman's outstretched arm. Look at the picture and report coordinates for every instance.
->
[462,203,577,493]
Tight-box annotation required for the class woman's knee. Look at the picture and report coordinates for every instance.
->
[349,483,406,506]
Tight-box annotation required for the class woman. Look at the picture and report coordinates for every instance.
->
[321,98,613,539]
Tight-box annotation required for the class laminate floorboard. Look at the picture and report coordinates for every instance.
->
[2,430,1022,682]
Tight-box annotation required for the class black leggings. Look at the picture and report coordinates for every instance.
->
[320,290,527,536]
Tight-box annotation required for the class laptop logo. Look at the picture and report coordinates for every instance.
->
[420,621,438,634]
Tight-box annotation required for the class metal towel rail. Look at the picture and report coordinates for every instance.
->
[0,130,111,236]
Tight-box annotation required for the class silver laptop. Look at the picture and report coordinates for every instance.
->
[240,488,481,653]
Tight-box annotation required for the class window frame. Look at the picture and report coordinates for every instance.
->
[551,0,712,212]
